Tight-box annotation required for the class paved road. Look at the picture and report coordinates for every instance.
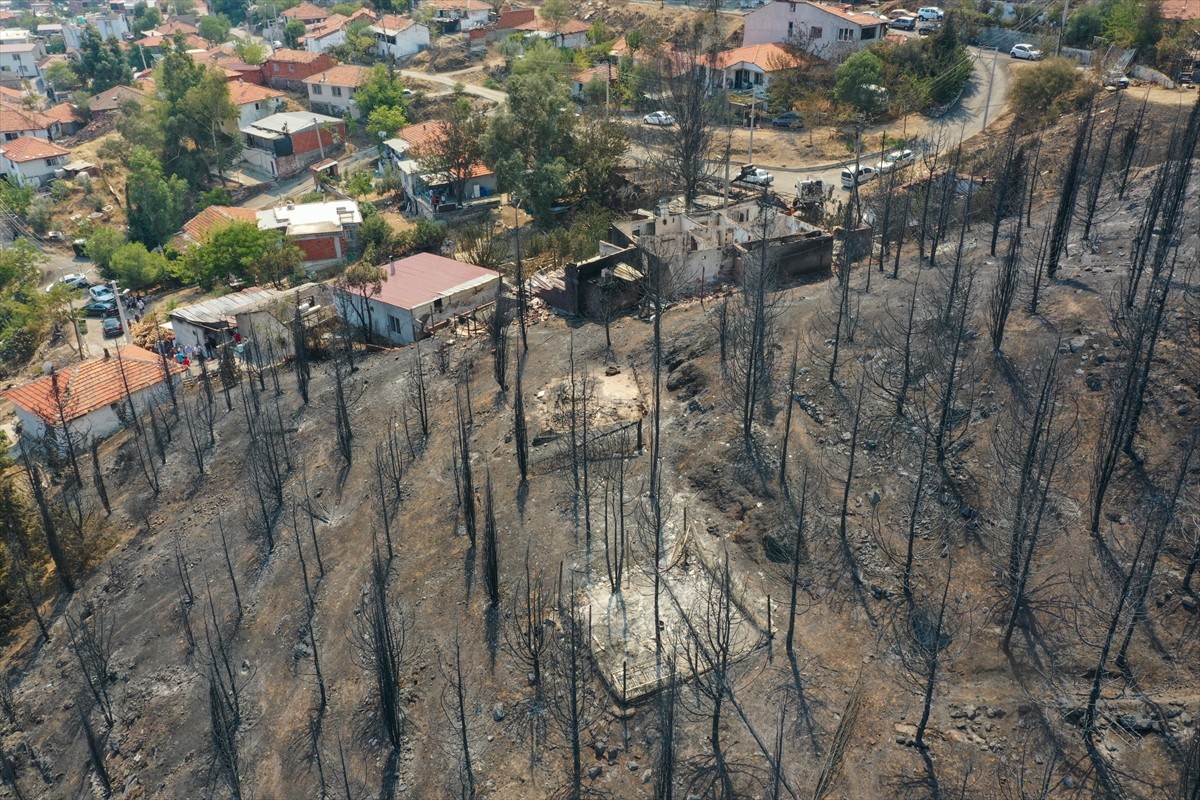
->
[40,252,134,359]
[238,146,381,210]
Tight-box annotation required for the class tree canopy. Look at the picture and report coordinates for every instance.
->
[181,222,303,289]
[125,147,188,250]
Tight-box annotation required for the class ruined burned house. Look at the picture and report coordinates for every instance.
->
[549,199,833,317]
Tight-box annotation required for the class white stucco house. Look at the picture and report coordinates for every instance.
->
[334,253,500,345]
[224,81,288,135]
[742,1,887,60]
[303,64,371,119]
[2,346,185,447]
[707,42,808,95]
[304,9,376,53]
[0,136,70,187]
[369,14,431,60]
[0,41,47,89]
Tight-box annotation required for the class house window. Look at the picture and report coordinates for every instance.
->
[388,315,404,334]
[332,86,343,97]
[861,26,877,40]
[44,158,56,166]
[433,298,444,313]
[787,21,794,37]
[3,132,16,141]
[810,26,822,38]
[288,64,295,72]
[838,28,854,41]
[312,84,322,94]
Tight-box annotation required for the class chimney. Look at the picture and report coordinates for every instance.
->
[389,261,395,276]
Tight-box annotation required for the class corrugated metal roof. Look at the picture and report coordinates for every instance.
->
[376,254,499,311]
[169,286,306,326]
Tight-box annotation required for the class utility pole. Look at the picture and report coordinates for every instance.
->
[313,119,326,160]
[748,98,758,164]
[1057,0,1070,56]
[110,280,132,346]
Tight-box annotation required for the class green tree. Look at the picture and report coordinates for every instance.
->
[0,181,34,216]
[482,70,577,223]
[198,14,233,45]
[44,61,80,91]
[572,114,627,205]
[125,147,187,250]
[366,104,408,143]
[511,38,569,77]
[283,19,307,48]
[1007,57,1094,131]
[416,97,487,204]
[344,170,375,198]
[181,222,296,288]
[834,49,886,116]
[587,19,609,45]
[358,213,397,263]
[211,0,247,24]
[131,2,162,34]
[355,64,408,119]
[24,199,52,236]
[234,39,268,64]
[1064,6,1104,46]
[0,240,49,367]
[540,0,571,36]
[78,26,131,93]
[86,226,127,273]
[109,242,169,289]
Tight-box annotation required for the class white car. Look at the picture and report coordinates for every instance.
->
[877,149,916,173]
[841,165,877,189]
[916,6,944,20]
[1010,43,1044,60]
[738,166,774,186]
[643,111,675,126]
[46,273,90,292]
[88,285,115,303]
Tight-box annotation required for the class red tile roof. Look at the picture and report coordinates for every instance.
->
[282,1,328,20]
[372,14,417,33]
[0,103,57,134]
[797,1,886,25]
[376,253,499,310]
[153,20,199,35]
[0,136,70,163]
[181,205,259,242]
[398,121,493,179]
[138,33,208,49]
[302,64,371,87]
[517,16,589,35]
[3,346,186,426]
[227,80,285,105]
[266,47,328,63]
[710,42,808,71]
[42,102,82,125]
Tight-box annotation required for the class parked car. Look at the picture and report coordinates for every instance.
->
[643,110,675,126]
[1010,43,1044,60]
[889,16,916,30]
[887,8,914,18]
[770,111,804,129]
[916,6,944,20]
[88,285,115,303]
[102,317,124,338]
[877,149,916,173]
[738,166,774,186]
[82,301,118,318]
[841,165,877,188]
[47,273,90,292]
[1105,71,1130,89]
[917,21,939,35]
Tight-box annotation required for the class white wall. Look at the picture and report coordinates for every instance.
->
[743,2,882,58]
[339,274,500,345]
[236,98,284,131]
[0,154,66,187]
[307,82,359,117]
[372,23,430,59]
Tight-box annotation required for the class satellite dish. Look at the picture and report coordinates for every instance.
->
[42,361,55,375]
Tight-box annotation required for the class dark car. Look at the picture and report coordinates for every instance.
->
[83,301,118,318]
[771,111,804,129]
[102,317,124,338]
[889,16,916,29]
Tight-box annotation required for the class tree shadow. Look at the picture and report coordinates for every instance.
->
[485,602,500,674]
[464,545,476,601]
[785,649,824,757]
[379,749,401,800]
[517,479,529,519]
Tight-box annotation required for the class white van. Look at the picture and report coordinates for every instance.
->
[917,6,944,20]
[841,165,877,189]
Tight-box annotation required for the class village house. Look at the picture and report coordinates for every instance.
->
[2,347,186,447]
[416,0,492,33]
[62,13,129,50]
[0,41,47,90]
[195,47,266,84]
[706,42,807,95]
[240,111,345,179]
[0,136,71,187]
[167,284,325,356]
[305,9,376,53]
[570,62,618,99]
[282,1,329,26]
[333,253,500,345]
[86,84,146,117]
[263,49,337,92]
[0,103,61,141]
[256,199,362,269]
[225,80,287,134]
[515,16,589,48]
[369,14,431,60]
[382,120,498,218]
[742,1,886,59]
[42,102,84,136]
[487,5,535,40]
[177,205,259,247]
[303,64,371,118]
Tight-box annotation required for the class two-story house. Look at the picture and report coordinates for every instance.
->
[282,1,329,26]
[240,111,345,179]
[742,1,886,60]
[225,80,287,135]
[0,136,71,187]
[369,14,431,60]
[417,0,491,32]
[303,64,370,118]
[263,49,337,92]
[305,9,376,53]
[0,41,47,90]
